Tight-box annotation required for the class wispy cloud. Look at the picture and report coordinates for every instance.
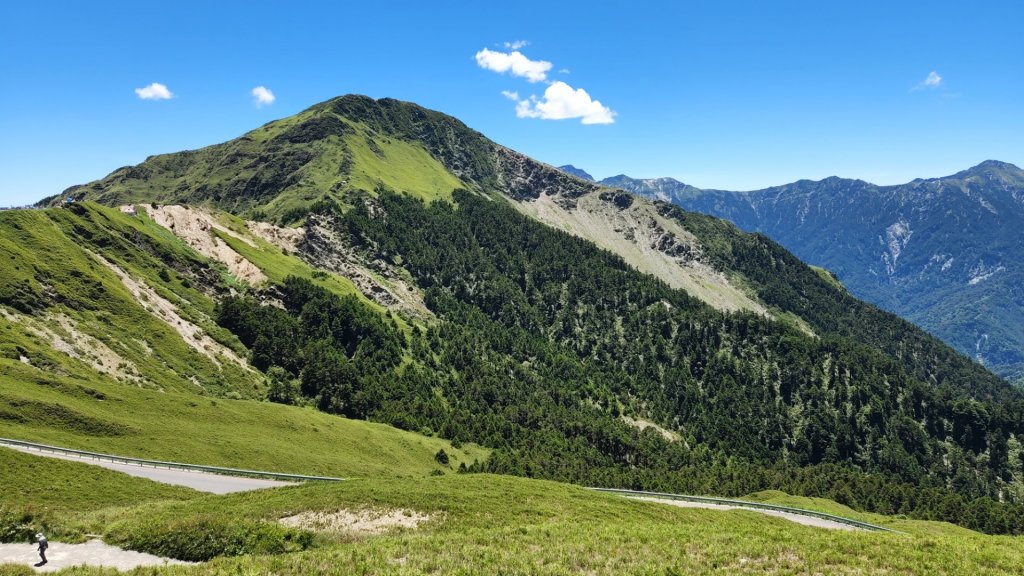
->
[475,48,552,83]
[504,40,529,50]
[914,70,942,91]
[252,86,276,107]
[477,44,616,125]
[514,81,616,125]
[135,82,173,100]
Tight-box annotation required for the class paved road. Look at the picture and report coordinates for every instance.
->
[5,442,873,531]
[630,496,859,530]
[2,445,292,494]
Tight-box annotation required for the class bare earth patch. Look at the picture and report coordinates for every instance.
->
[621,416,680,442]
[89,251,249,370]
[246,220,305,252]
[0,307,141,384]
[145,205,268,285]
[279,509,432,535]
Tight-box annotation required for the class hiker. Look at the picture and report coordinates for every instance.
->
[34,532,48,567]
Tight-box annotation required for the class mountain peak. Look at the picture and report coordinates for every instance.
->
[964,159,1022,174]
[974,159,1019,170]
[951,160,1024,184]
[557,165,595,182]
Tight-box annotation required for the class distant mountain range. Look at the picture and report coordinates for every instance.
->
[557,165,595,182]
[568,161,1024,383]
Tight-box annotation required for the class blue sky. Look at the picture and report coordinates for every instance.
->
[1,0,1022,206]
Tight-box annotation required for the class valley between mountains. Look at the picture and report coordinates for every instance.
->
[3,95,1024,573]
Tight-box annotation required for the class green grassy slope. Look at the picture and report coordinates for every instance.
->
[0,203,256,397]
[58,102,466,222]
[7,473,1018,574]
[0,357,483,477]
[0,202,483,480]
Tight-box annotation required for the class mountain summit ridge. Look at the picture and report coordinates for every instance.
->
[56,93,1011,395]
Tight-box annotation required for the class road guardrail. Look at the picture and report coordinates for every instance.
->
[590,487,896,532]
[0,437,343,482]
[0,436,900,530]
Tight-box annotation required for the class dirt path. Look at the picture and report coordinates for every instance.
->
[631,496,859,530]
[0,539,193,572]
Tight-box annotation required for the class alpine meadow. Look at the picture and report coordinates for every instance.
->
[3,2,1024,572]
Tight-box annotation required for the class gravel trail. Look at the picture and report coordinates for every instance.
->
[0,539,193,572]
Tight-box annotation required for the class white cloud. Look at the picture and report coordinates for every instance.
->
[914,71,942,91]
[504,40,529,50]
[514,81,616,125]
[501,90,520,101]
[558,68,571,74]
[475,48,552,83]
[252,86,276,107]
[135,82,173,100]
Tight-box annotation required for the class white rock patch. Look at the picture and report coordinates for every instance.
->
[280,509,432,535]
[518,192,768,316]
[622,415,680,442]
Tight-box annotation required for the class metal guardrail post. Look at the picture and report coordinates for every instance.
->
[0,437,344,482]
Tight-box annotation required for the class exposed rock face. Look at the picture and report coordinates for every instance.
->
[496,147,599,204]
[298,214,431,320]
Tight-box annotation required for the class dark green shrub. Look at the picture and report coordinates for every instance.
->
[0,344,22,361]
[0,506,48,544]
[105,514,313,562]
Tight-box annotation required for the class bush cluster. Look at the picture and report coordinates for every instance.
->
[105,514,313,562]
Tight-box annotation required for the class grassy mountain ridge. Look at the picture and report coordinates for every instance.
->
[54,98,467,221]
[26,95,1024,534]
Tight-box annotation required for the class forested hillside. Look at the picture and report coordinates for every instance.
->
[208,191,1024,533]
[33,95,1024,534]
[603,162,1024,383]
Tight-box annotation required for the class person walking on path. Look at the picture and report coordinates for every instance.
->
[34,533,48,567]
